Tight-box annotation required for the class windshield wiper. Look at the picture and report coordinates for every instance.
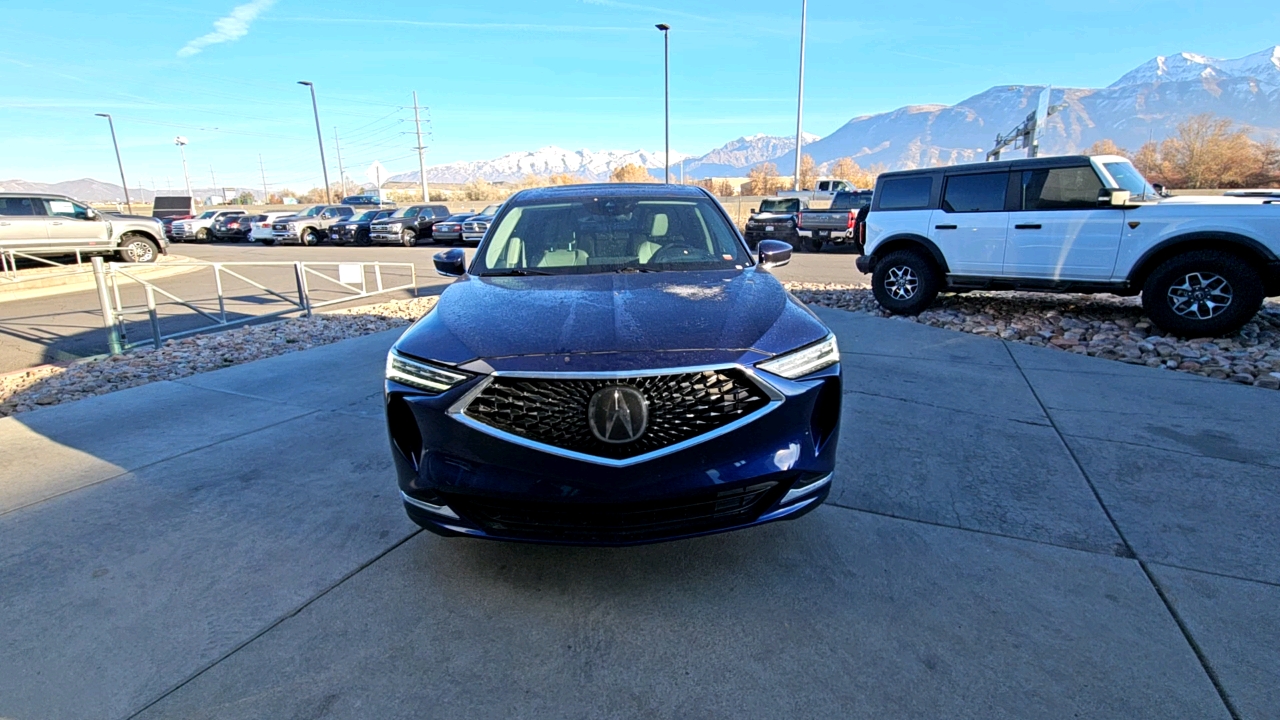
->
[479,269,554,277]
[614,266,662,273]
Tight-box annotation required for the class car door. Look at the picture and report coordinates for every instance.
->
[1004,166,1125,280]
[929,171,1010,276]
[0,197,50,250]
[41,198,110,249]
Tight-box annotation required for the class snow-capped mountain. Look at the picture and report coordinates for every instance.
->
[681,133,820,177]
[1110,47,1280,88]
[793,46,1280,173]
[391,146,692,184]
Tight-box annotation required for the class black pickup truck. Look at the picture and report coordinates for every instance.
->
[742,197,808,250]
[795,190,874,252]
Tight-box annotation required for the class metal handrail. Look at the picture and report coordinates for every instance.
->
[1,245,120,282]
[90,258,418,352]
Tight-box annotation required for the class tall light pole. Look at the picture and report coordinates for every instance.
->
[656,24,671,184]
[95,113,132,213]
[298,81,332,203]
[412,91,430,202]
[793,0,808,192]
[174,136,193,199]
[334,127,347,198]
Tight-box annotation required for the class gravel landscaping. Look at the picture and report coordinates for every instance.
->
[0,297,437,417]
[787,282,1280,390]
[5,284,1279,418]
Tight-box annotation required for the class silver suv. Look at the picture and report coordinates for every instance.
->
[0,193,169,263]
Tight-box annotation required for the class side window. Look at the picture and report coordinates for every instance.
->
[877,177,933,210]
[45,199,91,220]
[1020,167,1103,211]
[0,197,40,216]
[942,172,1009,213]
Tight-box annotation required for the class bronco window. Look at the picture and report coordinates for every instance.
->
[942,172,1009,213]
[476,196,750,275]
[1018,167,1103,211]
[877,176,934,210]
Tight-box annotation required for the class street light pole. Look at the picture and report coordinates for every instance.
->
[174,137,193,199]
[793,0,808,192]
[298,81,332,203]
[656,24,671,184]
[95,113,132,214]
[334,127,347,198]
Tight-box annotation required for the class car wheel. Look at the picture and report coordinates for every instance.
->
[805,236,824,253]
[118,234,159,263]
[195,228,209,242]
[871,249,941,315]
[260,237,276,246]
[401,228,417,247]
[357,231,372,247]
[1141,250,1265,337]
[300,228,317,246]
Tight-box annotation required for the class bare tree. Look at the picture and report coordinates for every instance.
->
[1085,139,1128,157]
[746,163,782,196]
[798,154,817,191]
[611,164,656,183]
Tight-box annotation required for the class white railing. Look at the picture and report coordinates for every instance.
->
[90,257,418,353]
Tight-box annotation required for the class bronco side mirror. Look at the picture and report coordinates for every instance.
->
[757,239,792,270]
[433,248,467,277]
[1098,188,1132,207]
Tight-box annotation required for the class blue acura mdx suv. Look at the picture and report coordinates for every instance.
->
[384,184,842,545]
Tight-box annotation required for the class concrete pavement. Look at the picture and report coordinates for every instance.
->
[1,307,1275,719]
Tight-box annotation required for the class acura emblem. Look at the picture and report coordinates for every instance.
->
[588,385,648,444]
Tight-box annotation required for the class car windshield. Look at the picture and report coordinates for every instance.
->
[390,207,418,218]
[830,191,873,211]
[298,206,323,217]
[354,211,378,221]
[445,214,472,222]
[480,204,502,216]
[473,195,750,276]
[197,211,217,219]
[1102,161,1158,200]
[759,199,800,213]
[376,210,394,219]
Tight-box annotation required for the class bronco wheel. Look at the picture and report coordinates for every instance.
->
[1142,250,1264,337]
[118,234,158,263]
[871,249,941,315]
[401,228,417,247]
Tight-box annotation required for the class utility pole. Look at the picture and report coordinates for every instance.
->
[259,154,269,202]
[656,24,671,184]
[298,81,332,203]
[334,127,347,198]
[793,0,808,192]
[209,165,218,203]
[175,137,193,199]
[412,91,429,202]
[94,113,133,214]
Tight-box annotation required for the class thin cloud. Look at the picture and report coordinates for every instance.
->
[580,0,717,23]
[178,0,275,57]
[267,16,645,32]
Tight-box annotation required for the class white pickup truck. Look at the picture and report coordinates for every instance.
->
[779,179,859,203]
[857,155,1280,337]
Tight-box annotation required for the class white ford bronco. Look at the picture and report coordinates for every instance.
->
[856,155,1280,337]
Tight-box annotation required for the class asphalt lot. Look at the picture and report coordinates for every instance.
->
[2,308,1275,719]
[0,240,866,374]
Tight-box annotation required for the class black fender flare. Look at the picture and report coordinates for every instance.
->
[868,233,950,274]
[1128,231,1278,287]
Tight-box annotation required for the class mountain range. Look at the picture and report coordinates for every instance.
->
[13,46,1280,200]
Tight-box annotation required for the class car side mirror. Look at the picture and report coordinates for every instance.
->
[434,248,467,278]
[757,239,792,269]
[751,208,758,214]
[1098,188,1132,207]
[85,208,99,220]
[1152,183,1166,197]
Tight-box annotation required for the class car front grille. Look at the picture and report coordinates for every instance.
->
[441,481,781,542]
[272,223,289,231]
[462,368,772,461]
[462,221,488,233]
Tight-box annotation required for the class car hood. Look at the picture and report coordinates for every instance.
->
[394,268,829,370]
[1154,195,1276,205]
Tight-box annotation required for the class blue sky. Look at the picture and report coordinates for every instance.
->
[2,0,1277,191]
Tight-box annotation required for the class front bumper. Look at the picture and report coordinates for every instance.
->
[386,363,841,545]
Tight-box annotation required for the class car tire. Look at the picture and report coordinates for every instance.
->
[260,238,276,246]
[357,231,372,247]
[805,236,824,253]
[871,249,941,315]
[300,228,317,246]
[401,229,417,247]
[1141,250,1265,337]
[195,228,209,242]
[118,234,159,263]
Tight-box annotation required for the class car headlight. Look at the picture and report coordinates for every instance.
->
[386,351,471,393]
[757,335,839,379]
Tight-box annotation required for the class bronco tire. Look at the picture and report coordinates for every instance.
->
[1141,249,1265,337]
[871,248,941,315]
[117,234,158,263]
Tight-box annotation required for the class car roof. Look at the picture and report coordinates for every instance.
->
[511,183,710,202]
[878,155,1095,181]
[0,192,73,200]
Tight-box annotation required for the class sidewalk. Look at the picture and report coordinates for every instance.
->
[0,309,1275,719]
